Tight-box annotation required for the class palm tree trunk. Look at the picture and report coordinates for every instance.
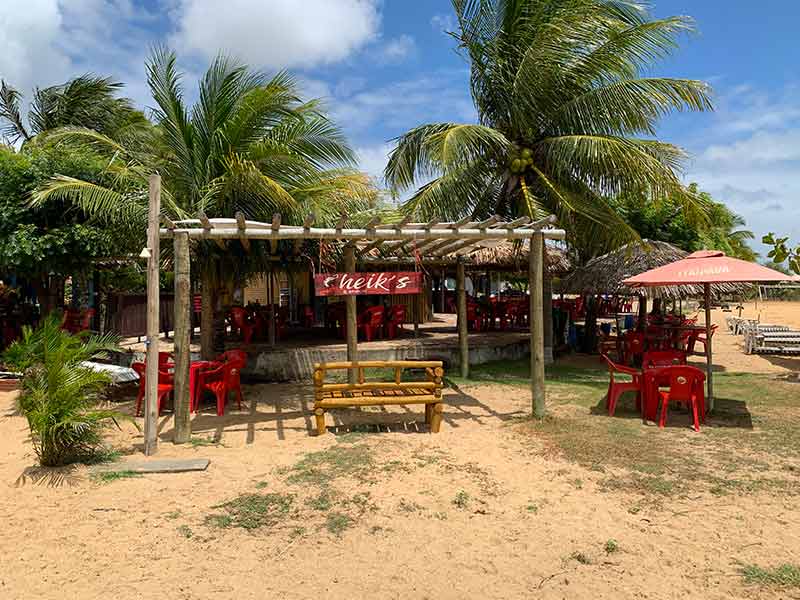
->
[200,269,215,360]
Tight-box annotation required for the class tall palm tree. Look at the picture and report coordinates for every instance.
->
[33,48,376,357]
[385,0,713,248]
[0,75,147,145]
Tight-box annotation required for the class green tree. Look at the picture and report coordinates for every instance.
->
[0,145,140,312]
[33,48,376,358]
[385,0,712,248]
[0,75,148,145]
[763,234,800,275]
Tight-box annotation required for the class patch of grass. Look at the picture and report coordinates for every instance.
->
[433,511,448,520]
[604,539,619,554]
[255,481,268,489]
[306,490,336,511]
[325,512,354,537]
[206,492,294,530]
[740,563,800,587]
[164,510,182,520]
[190,436,219,447]
[177,525,193,539]
[397,499,423,513]
[285,444,374,486]
[83,447,123,465]
[525,502,539,514]
[569,477,584,490]
[289,526,306,539]
[92,470,141,484]
[452,490,470,509]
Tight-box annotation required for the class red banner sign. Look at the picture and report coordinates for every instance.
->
[314,272,422,296]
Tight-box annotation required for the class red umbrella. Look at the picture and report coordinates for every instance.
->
[623,250,793,410]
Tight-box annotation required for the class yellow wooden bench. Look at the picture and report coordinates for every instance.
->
[312,360,445,435]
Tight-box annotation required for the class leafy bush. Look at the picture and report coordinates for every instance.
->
[2,315,125,466]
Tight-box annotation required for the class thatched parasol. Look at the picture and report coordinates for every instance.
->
[469,240,571,275]
[560,240,745,299]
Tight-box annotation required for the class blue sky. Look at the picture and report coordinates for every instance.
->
[1,0,798,254]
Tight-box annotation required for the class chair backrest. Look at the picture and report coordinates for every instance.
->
[643,350,686,368]
[625,331,645,354]
[389,305,406,323]
[662,365,705,401]
[219,349,248,366]
[132,362,146,378]
[158,351,173,365]
[366,306,384,326]
[230,307,249,327]
[223,359,244,387]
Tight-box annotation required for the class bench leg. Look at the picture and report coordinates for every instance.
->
[430,403,444,433]
[425,403,433,425]
[314,407,327,435]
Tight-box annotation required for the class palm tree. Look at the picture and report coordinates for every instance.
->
[0,75,147,145]
[33,48,376,358]
[385,0,713,247]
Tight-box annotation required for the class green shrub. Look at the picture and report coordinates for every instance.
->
[3,315,126,466]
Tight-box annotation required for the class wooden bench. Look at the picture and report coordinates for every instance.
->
[312,360,445,435]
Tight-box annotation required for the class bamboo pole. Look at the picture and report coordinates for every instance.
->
[704,283,714,411]
[143,174,161,456]
[530,231,545,418]
[456,260,469,378]
[344,244,358,383]
[173,231,191,444]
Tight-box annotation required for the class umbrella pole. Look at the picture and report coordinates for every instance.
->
[704,283,713,412]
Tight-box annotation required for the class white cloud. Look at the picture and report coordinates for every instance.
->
[376,34,416,64]
[356,142,393,184]
[430,13,456,33]
[0,0,69,92]
[171,0,380,70]
[330,71,475,136]
[700,130,800,166]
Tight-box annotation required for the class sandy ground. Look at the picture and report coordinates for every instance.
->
[0,302,798,599]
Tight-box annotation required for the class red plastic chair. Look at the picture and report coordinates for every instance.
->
[656,366,706,432]
[385,305,407,339]
[229,307,255,344]
[602,355,642,417]
[688,325,717,355]
[197,360,244,416]
[301,305,315,328]
[622,331,646,365]
[217,349,248,366]
[466,304,483,332]
[642,350,687,368]
[358,306,385,342]
[132,362,174,417]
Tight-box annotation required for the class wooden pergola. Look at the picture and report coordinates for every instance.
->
[141,175,566,454]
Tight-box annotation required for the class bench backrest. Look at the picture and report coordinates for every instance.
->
[313,360,444,397]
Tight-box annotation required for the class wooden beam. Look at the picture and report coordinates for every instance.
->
[198,211,226,250]
[235,212,250,252]
[293,214,315,254]
[144,174,161,456]
[162,215,176,229]
[449,216,473,230]
[530,231,545,417]
[164,225,566,242]
[365,215,382,230]
[456,260,468,378]
[172,231,191,444]
[344,245,358,384]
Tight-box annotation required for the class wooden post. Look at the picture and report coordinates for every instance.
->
[542,247,553,364]
[344,244,358,383]
[704,283,714,411]
[530,231,545,418]
[440,268,447,313]
[456,260,469,378]
[268,270,276,347]
[143,174,161,456]
[173,231,191,444]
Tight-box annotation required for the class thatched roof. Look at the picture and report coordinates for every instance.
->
[560,240,746,299]
[469,241,571,274]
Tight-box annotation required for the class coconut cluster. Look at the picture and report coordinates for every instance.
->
[508,146,533,174]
